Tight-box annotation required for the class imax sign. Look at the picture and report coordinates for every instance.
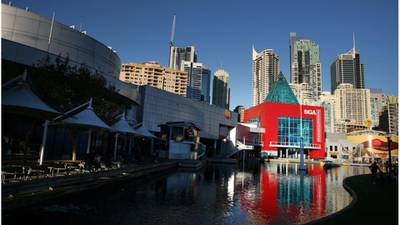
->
[304,109,317,115]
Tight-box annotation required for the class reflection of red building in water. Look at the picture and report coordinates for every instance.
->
[259,164,326,223]
[239,164,327,224]
[244,74,325,159]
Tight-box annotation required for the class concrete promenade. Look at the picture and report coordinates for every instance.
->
[305,174,398,225]
[2,161,179,210]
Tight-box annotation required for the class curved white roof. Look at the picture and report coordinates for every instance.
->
[135,125,157,138]
[62,106,110,130]
[111,115,138,134]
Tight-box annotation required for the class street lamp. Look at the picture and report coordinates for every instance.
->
[386,134,392,174]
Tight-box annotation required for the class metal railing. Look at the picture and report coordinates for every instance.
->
[269,141,321,149]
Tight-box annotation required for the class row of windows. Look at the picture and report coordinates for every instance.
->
[278,117,313,145]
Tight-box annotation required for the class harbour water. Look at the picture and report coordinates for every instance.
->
[3,162,368,225]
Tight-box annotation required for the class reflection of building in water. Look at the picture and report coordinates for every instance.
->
[255,164,327,224]
[324,168,352,213]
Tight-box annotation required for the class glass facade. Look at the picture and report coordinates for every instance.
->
[264,72,299,104]
[278,117,313,146]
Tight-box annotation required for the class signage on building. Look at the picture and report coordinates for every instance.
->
[304,109,317,115]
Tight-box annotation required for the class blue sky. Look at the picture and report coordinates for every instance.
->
[6,0,398,109]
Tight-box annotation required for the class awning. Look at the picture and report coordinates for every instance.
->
[111,114,138,134]
[61,105,110,130]
[134,124,157,138]
[2,71,59,119]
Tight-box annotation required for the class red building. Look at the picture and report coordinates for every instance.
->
[244,73,325,159]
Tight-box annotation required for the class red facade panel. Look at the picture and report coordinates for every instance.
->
[244,102,325,159]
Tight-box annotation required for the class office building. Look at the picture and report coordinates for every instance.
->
[378,96,398,135]
[120,62,188,97]
[330,36,365,93]
[182,61,211,102]
[370,88,387,127]
[387,96,398,135]
[252,47,279,106]
[289,83,314,105]
[289,32,322,101]
[333,83,371,129]
[244,73,325,158]
[169,46,197,70]
[318,92,336,133]
[212,69,230,109]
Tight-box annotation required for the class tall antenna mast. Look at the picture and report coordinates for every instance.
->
[170,15,176,47]
[352,32,356,53]
[168,15,176,68]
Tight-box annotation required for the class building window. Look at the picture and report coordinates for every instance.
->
[248,117,260,127]
[278,116,313,146]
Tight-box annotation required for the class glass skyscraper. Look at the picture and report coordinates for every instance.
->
[169,46,197,70]
[289,32,322,102]
[182,61,211,103]
[330,43,365,93]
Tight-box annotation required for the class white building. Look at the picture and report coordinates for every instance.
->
[325,133,358,162]
[334,83,371,129]
[252,47,279,106]
[318,92,336,133]
[289,83,315,105]
[169,46,197,70]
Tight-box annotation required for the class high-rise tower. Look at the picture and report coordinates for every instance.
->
[252,47,279,106]
[168,15,197,70]
[182,61,211,102]
[331,33,365,93]
[289,32,322,102]
[212,69,230,109]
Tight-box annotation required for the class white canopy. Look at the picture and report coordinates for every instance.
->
[111,114,138,134]
[135,124,157,138]
[2,72,59,118]
[61,105,110,130]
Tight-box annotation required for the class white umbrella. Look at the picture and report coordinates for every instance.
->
[2,70,60,165]
[2,70,59,119]
[111,113,139,161]
[134,124,157,138]
[58,99,110,161]
[134,124,158,154]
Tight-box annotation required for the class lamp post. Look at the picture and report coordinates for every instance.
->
[387,134,392,174]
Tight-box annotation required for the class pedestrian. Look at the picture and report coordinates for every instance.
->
[369,161,379,183]
[384,160,390,173]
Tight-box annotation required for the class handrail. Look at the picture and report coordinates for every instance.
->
[269,141,321,149]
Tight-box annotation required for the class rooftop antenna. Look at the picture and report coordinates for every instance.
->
[352,32,356,50]
[170,15,176,47]
[168,15,176,68]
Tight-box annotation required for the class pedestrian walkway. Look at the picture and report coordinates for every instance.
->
[306,174,398,225]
